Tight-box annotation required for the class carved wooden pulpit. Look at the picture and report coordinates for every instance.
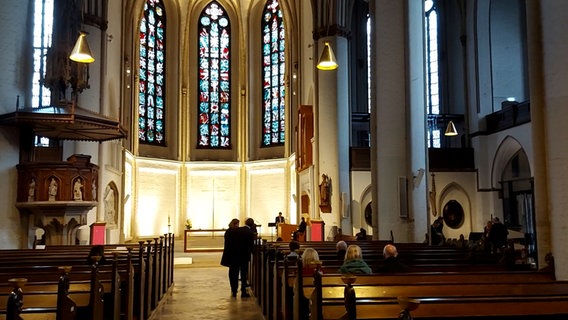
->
[15,154,98,247]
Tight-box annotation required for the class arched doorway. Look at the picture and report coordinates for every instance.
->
[499,149,535,258]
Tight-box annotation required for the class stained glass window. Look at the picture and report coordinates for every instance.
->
[197,2,231,148]
[261,0,286,147]
[139,0,166,145]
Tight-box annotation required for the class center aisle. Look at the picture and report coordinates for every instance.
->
[152,251,264,320]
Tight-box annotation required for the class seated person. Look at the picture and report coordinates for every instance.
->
[355,228,367,240]
[339,245,372,275]
[87,245,106,265]
[286,240,300,260]
[377,244,407,273]
[333,227,344,242]
[336,240,347,260]
[301,247,322,276]
[293,217,307,241]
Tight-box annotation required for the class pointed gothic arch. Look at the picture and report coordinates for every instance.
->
[491,135,528,189]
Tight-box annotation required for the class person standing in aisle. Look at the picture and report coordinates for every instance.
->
[221,218,241,297]
[238,218,256,297]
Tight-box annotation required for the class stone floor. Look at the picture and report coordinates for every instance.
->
[151,244,265,320]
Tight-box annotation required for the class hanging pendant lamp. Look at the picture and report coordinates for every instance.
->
[70,32,95,63]
[444,120,458,136]
[317,42,338,70]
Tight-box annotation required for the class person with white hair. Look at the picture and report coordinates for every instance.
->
[378,244,407,273]
[336,240,347,260]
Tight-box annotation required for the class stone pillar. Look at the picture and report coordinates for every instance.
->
[526,0,568,279]
[313,0,352,234]
[316,35,350,231]
[371,1,411,241]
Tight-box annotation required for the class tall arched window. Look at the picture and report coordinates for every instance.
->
[261,0,286,147]
[197,1,231,148]
[139,0,166,145]
[32,0,53,109]
[425,0,440,148]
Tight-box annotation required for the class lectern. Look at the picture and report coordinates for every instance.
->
[268,222,277,241]
[90,222,106,245]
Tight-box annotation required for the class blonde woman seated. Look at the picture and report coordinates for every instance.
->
[301,248,323,276]
[339,244,372,274]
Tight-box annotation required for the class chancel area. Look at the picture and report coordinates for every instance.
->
[2,0,568,318]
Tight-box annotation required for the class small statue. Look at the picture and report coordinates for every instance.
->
[92,179,97,201]
[28,179,36,202]
[319,174,331,207]
[73,178,83,201]
[48,178,58,201]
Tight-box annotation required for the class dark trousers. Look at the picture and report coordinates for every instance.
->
[228,261,250,293]
[228,265,239,293]
[239,260,250,292]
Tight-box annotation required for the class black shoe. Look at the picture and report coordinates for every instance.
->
[241,292,251,298]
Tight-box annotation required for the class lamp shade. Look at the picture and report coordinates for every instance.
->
[69,32,95,63]
[444,120,458,136]
[317,42,338,70]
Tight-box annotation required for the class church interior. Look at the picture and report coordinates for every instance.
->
[1,0,568,286]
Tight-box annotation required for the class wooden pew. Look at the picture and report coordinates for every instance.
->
[307,272,568,320]
[0,250,133,320]
[252,240,548,320]
[266,244,506,320]
[1,261,106,320]
[0,233,175,320]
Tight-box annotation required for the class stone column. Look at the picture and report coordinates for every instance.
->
[526,0,568,279]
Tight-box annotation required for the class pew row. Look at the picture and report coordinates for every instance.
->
[307,271,568,320]
[250,240,553,320]
[0,233,175,320]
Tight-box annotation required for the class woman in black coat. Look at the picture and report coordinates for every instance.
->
[221,219,240,296]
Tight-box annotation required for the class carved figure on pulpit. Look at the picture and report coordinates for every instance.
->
[319,174,331,207]
[91,179,97,201]
[28,179,36,202]
[48,178,58,201]
[73,178,83,201]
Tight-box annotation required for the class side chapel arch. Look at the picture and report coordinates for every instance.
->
[438,182,472,237]
[491,135,527,189]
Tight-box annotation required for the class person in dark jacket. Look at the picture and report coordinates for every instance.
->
[336,240,347,260]
[489,217,509,253]
[293,217,307,241]
[378,244,407,273]
[221,219,240,296]
[356,228,367,240]
[239,218,256,297]
[220,218,255,298]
